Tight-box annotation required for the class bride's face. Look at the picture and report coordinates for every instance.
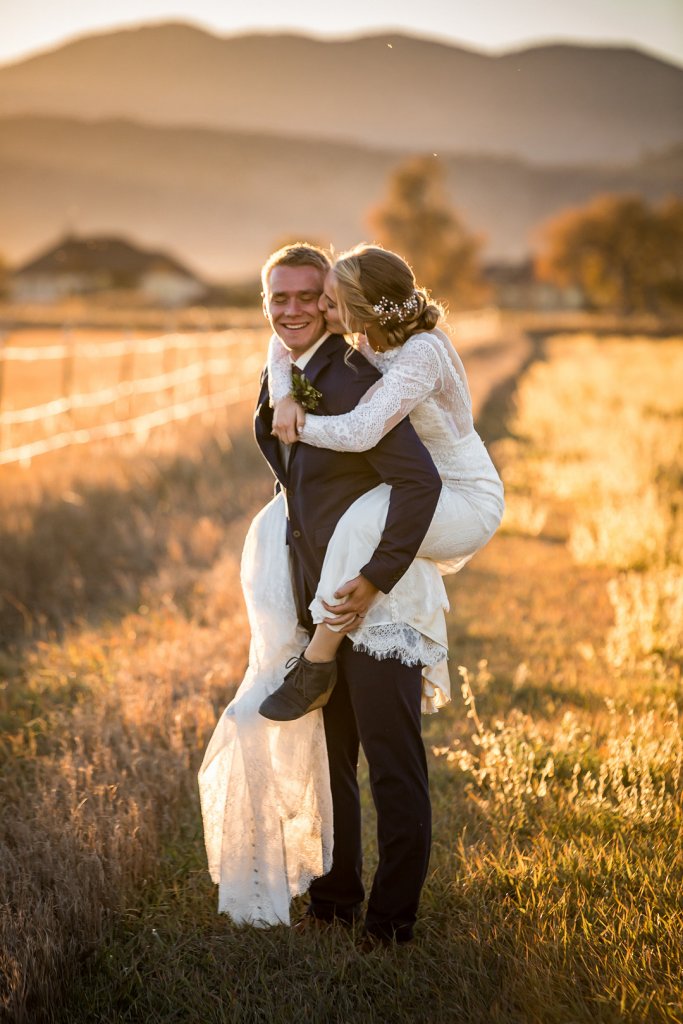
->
[318,270,347,335]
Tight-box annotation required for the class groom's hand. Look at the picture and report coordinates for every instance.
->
[272,396,305,444]
[322,574,379,630]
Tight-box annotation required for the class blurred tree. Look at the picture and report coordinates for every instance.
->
[536,195,683,314]
[0,252,7,298]
[654,197,683,310]
[367,156,488,309]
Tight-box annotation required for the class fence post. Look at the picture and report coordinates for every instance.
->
[60,323,76,432]
[118,329,135,422]
[162,333,176,410]
[201,329,213,427]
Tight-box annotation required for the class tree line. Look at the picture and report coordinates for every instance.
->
[369,156,683,315]
[3,160,681,315]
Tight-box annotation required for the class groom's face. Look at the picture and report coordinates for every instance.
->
[264,264,327,357]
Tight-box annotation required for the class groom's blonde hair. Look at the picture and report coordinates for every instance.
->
[261,243,331,292]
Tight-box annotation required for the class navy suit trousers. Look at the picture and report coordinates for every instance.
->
[308,639,431,942]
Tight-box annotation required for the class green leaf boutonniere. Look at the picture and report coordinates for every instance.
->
[291,372,323,413]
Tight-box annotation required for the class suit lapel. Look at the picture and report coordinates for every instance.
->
[299,334,343,395]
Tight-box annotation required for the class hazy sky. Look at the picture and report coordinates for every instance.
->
[2,0,683,68]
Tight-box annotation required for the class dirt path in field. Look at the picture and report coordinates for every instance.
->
[460,325,535,440]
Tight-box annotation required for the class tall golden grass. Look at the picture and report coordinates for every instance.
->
[1,414,272,1022]
[500,334,683,674]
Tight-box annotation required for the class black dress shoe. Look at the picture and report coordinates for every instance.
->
[258,654,337,721]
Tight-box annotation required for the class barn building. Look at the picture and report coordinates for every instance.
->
[11,234,206,307]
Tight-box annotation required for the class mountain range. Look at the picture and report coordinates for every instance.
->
[1,23,682,164]
[1,23,682,278]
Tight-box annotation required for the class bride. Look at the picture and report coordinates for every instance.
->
[198,244,503,927]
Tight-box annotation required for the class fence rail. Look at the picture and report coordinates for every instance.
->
[0,385,255,466]
[0,331,247,363]
[1,357,253,427]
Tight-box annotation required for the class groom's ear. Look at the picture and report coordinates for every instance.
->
[261,292,269,320]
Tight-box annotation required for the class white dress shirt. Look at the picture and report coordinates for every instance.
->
[292,331,330,371]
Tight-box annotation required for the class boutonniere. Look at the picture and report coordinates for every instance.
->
[291,371,323,412]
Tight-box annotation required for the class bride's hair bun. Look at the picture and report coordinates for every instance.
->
[333,245,444,347]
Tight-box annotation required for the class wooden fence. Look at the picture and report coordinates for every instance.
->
[0,329,267,466]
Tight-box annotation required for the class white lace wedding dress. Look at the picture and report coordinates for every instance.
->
[198,326,503,926]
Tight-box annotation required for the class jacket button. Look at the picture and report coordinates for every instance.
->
[292,530,301,538]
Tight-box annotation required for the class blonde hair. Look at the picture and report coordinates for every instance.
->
[333,244,442,347]
[261,243,330,292]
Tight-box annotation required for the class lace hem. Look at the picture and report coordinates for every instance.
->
[351,622,447,668]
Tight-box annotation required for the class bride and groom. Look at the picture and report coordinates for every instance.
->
[198,242,504,945]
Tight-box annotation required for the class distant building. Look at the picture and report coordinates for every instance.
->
[10,234,206,307]
[484,259,584,310]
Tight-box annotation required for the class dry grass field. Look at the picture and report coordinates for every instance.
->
[1,324,682,1023]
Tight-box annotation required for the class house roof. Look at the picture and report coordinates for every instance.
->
[16,234,204,283]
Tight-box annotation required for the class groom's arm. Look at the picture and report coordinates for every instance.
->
[358,417,442,594]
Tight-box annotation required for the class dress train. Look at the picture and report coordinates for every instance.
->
[198,494,333,926]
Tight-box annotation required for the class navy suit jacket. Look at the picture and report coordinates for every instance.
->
[254,334,441,628]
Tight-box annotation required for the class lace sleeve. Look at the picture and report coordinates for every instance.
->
[266,333,293,407]
[300,336,442,452]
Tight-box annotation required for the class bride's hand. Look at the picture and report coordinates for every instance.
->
[272,395,305,444]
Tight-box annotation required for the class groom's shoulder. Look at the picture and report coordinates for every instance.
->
[324,335,379,381]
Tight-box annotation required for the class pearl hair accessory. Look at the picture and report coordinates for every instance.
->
[372,293,419,326]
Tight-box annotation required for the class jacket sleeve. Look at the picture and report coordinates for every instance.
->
[358,417,442,593]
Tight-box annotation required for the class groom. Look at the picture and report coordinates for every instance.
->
[255,243,441,944]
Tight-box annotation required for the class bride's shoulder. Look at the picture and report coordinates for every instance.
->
[413,327,453,343]
[410,327,461,359]
[400,330,447,362]
[405,329,446,350]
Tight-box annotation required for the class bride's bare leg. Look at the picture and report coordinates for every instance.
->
[303,624,344,663]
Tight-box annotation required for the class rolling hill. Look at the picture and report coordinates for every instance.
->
[2,116,681,277]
